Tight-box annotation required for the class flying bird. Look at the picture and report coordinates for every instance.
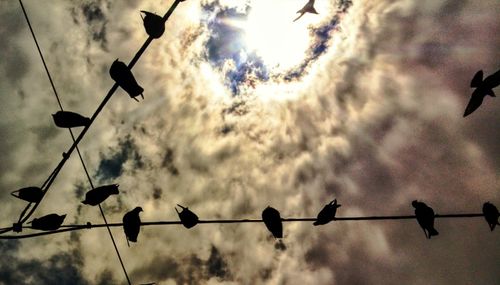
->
[175,204,199,229]
[52,111,90,128]
[109,59,144,102]
[30,213,66,231]
[262,206,283,238]
[314,199,341,226]
[463,69,500,117]
[294,0,318,22]
[141,11,165,39]
[81,184,119,206]
[482,202,500,231]
[412,200,439,239]
[123,206,143,246]
[11,186,43,203]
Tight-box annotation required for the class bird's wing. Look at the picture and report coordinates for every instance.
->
[470,70,483,88]
[484,68,500,87]
[463,93,484,117]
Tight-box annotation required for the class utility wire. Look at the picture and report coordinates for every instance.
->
[0,213,485,240]
[16,0,183,226]
[16,1,169,284]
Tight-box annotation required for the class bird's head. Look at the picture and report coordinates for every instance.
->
[134,206,143,213]
[411,200,419,208]
[109,184,120,195]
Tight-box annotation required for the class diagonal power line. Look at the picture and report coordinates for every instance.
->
[16,0,184,226]
[0,213,486,240]
[18,1,133,284]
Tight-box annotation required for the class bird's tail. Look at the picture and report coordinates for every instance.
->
[486,89,496,97]
[428,228,439,238]
[294,13,304,22]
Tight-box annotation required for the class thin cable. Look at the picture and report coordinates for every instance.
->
[0,213,486,239]
[16,0,183,226]
[18,1,131,284]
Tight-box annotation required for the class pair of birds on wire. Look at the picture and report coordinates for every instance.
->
[412,201,500,238]
[123,204,198,246]
[45,9,169,130]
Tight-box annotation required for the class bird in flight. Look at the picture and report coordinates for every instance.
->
[294,0,318,22]
[463,68,500,117]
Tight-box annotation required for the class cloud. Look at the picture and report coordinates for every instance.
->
[0,0,499,284]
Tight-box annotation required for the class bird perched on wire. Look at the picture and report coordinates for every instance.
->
[141,11,165,39]
[52,111,90,128]
[412,200,439,239]
[482,202,499,231]
[109,59,144,101]
[175,204,199,229]
[81,184,119,206]
[314,199,341,226]
[463,69,499,117]
[262,206,283,238]
[30,213,66,231]
[123,207,143,246]
[294,0,318,22]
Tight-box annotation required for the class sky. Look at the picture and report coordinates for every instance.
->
[0,0,499,284]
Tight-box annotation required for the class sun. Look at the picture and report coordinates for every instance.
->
[240,0,330,72]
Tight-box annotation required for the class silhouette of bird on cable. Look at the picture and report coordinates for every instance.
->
[81,184,119,206]
[30,213,66,231]
[262,206,283,238]
[109,59,144,102]
[11,186,43,203]
[52,111,90,128]
[294,0,318,22]
[464,69,500,117]
[123,207,143,246]
[175,204,199,229]
[141,11,165,39]
[314,199,341,226]
[482,202,499,231]
[412,200,439,239]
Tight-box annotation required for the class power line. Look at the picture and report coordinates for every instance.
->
[15,0,183,225]
[0,213,485,240]
[18,1,133,284]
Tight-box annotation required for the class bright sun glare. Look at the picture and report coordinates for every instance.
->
[237,0,330,72]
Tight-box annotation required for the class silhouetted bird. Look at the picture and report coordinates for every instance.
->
[412,200,439,239]
[262,206,283,238]
[123,206,143,246]
[30,213,66,231]
[52,111,90,128]
[314,199,341,226]
[109,59,144,101]
[141,11,165,39]
[81,184,119,206]
[294,0,318,22]
[482,202,500,231]
[11,186,43,203]
[464,69,500,117]
[175,204,199,229]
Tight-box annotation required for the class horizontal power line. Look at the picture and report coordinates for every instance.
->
[0,213,485,240]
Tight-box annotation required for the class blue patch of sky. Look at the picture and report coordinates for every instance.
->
[201,1,351,91]
[201,3,269,94]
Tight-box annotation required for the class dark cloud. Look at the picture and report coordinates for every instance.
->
[0,241,88,285]
[131,245,231,284]
[71,0,109,49]
[96,135,143,181]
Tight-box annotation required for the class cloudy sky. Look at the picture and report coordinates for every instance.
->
[0,0,499,284]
